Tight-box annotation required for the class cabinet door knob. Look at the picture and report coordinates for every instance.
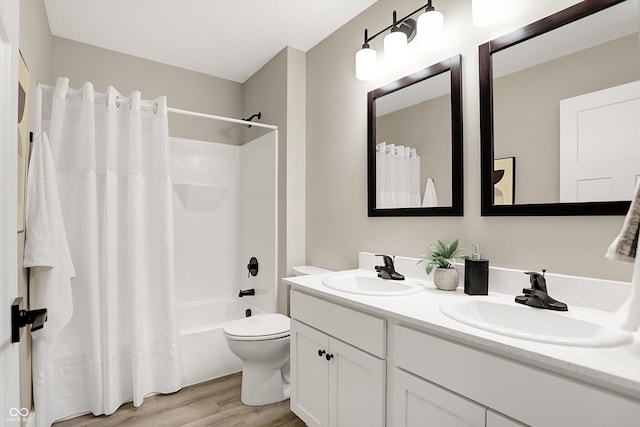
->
[325,353,334,361]
[318,349,326,357]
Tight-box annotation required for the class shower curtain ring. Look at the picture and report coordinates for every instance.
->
[115,96,121,108]
[154,103,158,114]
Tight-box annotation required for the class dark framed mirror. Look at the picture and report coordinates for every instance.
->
[368,54,463,217]
[480,0,639,216]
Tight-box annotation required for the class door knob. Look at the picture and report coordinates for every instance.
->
[325,353,334,361]
[318,349,326,357]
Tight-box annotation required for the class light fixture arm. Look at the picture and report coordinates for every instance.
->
[363,2,434,45]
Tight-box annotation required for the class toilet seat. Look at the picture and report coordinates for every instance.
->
[224,313,291,341]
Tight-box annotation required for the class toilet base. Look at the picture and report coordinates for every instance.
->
[240,361,291,406]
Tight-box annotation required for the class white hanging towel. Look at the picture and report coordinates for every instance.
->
[422,177,438,207]
[606,180,640,331]
[23,132,75,344]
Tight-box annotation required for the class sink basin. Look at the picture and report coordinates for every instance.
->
[440,298,633,348]
[322,271,425,296]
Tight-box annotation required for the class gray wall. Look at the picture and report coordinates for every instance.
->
[305,0,634,282]
[49,36,244,145]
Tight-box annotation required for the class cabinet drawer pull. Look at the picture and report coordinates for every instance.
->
[326,353,334,361]
[318,349,326,357]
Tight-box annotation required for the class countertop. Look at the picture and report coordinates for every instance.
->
[283,269,640,401]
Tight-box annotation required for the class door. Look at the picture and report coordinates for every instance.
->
[290,319,329,427]
[328,336,385,427]
[392,368,485,427]
[0,0,21,423]
[560,80,640,202]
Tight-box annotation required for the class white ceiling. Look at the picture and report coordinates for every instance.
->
[43,0,377,83]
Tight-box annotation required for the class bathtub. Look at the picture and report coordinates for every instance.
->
[177,298,262,387]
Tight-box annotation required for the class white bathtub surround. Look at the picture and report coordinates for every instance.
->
[171,133,278,313]
[359,252,631,313]
[34,80,183,427]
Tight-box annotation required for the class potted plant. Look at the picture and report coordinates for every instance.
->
[419,239,467,290]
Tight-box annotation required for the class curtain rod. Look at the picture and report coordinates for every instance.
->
[37,83,278,131]
[167,107,277,130]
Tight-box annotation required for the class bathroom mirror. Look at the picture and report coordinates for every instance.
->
[479,0,639,216]
[368,54,463,217]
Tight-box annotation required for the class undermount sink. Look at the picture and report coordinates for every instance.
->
[440,297,633,348]
[322,270,425,296]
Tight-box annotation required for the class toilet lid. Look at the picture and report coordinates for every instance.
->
[223,313,290,339]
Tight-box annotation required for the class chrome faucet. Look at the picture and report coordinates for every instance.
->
[374,254,405,280]
[515,270,567,311]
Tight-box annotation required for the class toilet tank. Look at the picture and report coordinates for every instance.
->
[292,265,333,276]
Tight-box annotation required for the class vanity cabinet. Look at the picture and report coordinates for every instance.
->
[393,324,640,427]
[290,290,386,427]
[393,368,486,427]
[392,368,524,427]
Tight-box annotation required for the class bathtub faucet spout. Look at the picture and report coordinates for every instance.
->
[239,288,255,297]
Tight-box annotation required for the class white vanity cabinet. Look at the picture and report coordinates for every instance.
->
[392,368,486,427]
[393,324,640,427]
[290,290,386,427]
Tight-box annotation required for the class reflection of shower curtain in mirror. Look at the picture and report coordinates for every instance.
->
[376,142,421,208]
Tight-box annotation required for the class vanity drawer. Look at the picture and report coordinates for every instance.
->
[393,324,640,427]
[290,290,386,358]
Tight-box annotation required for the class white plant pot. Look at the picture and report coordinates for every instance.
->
[434,267,459,291]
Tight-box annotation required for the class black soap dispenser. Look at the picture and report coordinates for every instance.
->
[464,244,489,295]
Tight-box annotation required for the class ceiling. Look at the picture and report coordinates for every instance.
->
[43,0,377,83]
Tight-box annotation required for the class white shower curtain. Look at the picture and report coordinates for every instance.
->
[376,142,421,208]
[32,78,183,427]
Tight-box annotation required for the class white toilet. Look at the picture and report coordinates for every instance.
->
[224,265,332,406]
[224,313,291,406]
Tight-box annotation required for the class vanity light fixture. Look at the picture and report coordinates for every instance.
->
[355,1,445,81]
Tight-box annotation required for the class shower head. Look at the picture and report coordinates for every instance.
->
[242,112,262,128]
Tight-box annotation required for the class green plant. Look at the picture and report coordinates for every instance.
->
[418,239,468,274]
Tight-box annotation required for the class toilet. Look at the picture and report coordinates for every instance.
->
[224,313,292,406]
[224,265,332,406]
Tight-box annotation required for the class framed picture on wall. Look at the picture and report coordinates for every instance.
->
[17,51,30,233]
[494,157,515,205]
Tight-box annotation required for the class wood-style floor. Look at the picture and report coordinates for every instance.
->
[53,373,306,427]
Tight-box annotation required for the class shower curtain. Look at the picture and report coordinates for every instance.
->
[32,78,183,427]
[376,141,421,208]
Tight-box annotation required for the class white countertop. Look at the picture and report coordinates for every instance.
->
[283,269,640,401]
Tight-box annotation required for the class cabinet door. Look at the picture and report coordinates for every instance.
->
[291,320,329,427]
[486,410,527,427]
[393,368,486,427]
[328,337,386,427]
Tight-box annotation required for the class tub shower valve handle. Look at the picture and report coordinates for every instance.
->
[247,257,259,278]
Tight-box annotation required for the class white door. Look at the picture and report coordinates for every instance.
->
[290,319,329,427]
[0,0,21,423]
[560,80,640,202]
[328,337,385,427]
[392,368,486,427]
